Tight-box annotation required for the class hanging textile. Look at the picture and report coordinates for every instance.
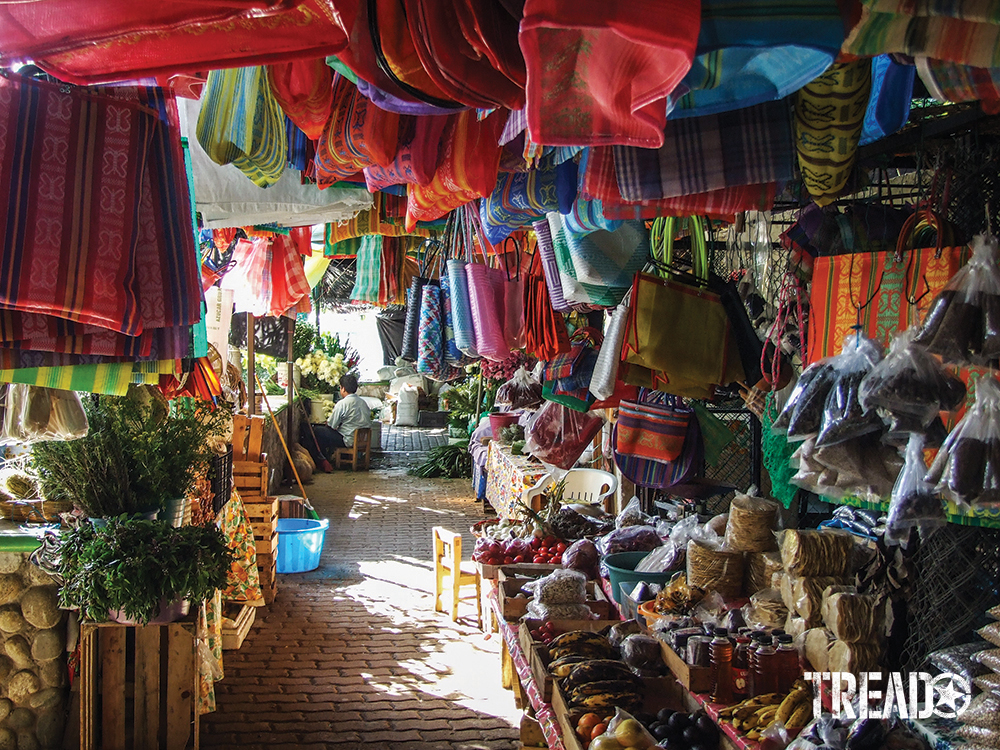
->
[363,114,452,191]
[221,235,310,318]
[183,99,373,228]
[611,99,795,202]
[314,75,402,188]
[860,54,916,146]
[0,360,176,396]
[325,192,437,245]
[794,61,872,207]
[197,67,287,188]
[403,0,525,109]
[268,59,335,141]
[24,1,350,86]
[454,0,527,90]
[518,0,701,148]
[415,282,444,376]
[480,165,562,245]
[524,248,571,361]
[844,2,1000,68]
[665,0,843,119]
[217,492,264,606]
[351,235,384,304]
[405,110,505,231]
[0,74,155,336]
[917,57,1000,113]
[269,235,312,315]
[563,198,623,235]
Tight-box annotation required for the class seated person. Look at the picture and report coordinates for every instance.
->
[326,373,372,450]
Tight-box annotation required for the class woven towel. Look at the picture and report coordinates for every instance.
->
[350,235,383,304]
[197,66,286,188]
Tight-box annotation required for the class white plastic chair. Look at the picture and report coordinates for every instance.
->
[522,468,619,512]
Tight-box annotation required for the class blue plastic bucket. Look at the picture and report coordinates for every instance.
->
[276,518,329,573]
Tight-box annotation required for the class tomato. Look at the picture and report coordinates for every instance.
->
[532,556,545,564]
[503,556,515,565]
[530,537,542,549]
[590,723,608,740]
[577,713,602,734]
[555,542,567,553]
[543,536,558,547]
[513,555,525,563]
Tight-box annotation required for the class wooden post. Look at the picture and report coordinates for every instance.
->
[247,312,255,416]
[286,316,295,442]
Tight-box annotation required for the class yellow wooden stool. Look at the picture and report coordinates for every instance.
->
[432,526,481,627]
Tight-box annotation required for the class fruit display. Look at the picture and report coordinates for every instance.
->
[547,631,646,714]
[647,709,719,750]
[717,681,813,740]
[473,534,567,566]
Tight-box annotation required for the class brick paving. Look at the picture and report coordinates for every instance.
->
[202,462,520,750]
[380,424,450,452]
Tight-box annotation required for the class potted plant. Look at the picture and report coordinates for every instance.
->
[31,388,230,520]
[57,518,232,625]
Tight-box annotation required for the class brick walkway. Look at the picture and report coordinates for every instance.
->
[380,424,450,452]
[201,465,520,750]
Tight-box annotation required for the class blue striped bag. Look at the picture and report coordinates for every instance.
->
[613,406,703,489]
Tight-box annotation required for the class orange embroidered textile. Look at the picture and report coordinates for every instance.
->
[268,58,335,140]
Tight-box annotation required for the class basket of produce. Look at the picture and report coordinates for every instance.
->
[471,518,500,538]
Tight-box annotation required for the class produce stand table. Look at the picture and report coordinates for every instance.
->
[485,441,549,520]
[489,590,566,750]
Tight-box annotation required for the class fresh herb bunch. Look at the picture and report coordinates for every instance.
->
[58,518,232,624]
[408,442,473,479]
[31,389,231,517]
[446,380,480,427]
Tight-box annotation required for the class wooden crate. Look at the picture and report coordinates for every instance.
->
[80,620,199,750]
[499,578,613,621]
[256,552,277,605]
[254,530,278,556]
[244,497,279,559]
[232,415,265,462]
[233,460,267,499]
[221,603,256,651]
[518,619,613,704]
[660,639,713,694]
[278,497,306,518]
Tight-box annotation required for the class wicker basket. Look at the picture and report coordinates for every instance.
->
[0,499,72,523]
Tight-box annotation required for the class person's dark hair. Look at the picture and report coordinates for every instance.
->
[339,373,359,394]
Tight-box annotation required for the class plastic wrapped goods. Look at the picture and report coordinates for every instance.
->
[535,569,587,605]
[823,592,877,643]
[959,692,1000,730]
[827,640,881,675]
[886,433,947,544]
[785,615,808,638]
[494,366,543,410]
[859,327,967,429]
[779,529,855,577]
[802,628,836,672]
[782,576,845,623]
[957,724,1000,748]
[927,641,989,682]
[599,525,662,555]
[561,539,600,579]
[746,551,784,595]
[523,400,604,470]
[914,234,1000,366]
[979,622,1000,648]
[686,539,744,598]
[925,376,1000,509]
[725,493,780,552]
[742,588,788,629]
[974,673,1000,697]
[815,336,884,448]
[774,362,838,441]
[974,648,1000,673]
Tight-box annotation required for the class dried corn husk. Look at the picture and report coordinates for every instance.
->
[725,494,779,552]
[686,539,744,598]
[746,551,783,595]
[828,640,881,674]
[779,529,855,577]
[803,628,835,672]
[824,592,877,643]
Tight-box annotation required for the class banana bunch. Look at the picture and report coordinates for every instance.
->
[546,633,644,714]
[717,682,812,740]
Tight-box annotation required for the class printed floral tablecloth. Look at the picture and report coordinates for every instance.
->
[217,491,264,605]
[485,441,549,520]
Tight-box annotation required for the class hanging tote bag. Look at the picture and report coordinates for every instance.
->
[589,289,631,401]
[465,257,509,362]
[533,218,573,313]
[613,401,704,489]
[416,280,445,377]
[523,246,572,362]
[615,389,692,464]
[622,217,734,388]
[500,237,526,351]
[551,215,650,308]
[807,208,969,363]
[401,241,441,361]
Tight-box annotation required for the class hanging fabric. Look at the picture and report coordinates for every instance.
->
[324,192,436,245]
[807,209,970,363]
[844,1,1000,68]
[614,401,704,489]
[563,198,623,235]
[314,75,402,189]
[611,99,795,202]
[401,242,441,361]
[268,235,312,316]
[0,74,155,336]
[363,114,452,191]
[403,0,525,109]
[21,1,350,86]
[794,61,873,207]
[416,281,445,377]
[454,0,527,90]
[589,291,631,401]
[917,57,1000,114]
[480,162,568,244]
[197,66,287,188]
[350,235,384,304]
[268,58,335,141]
[859,54,916,145]
[405,110,505,231]
[518,0,701,147]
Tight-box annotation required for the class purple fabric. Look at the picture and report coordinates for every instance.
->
[532,219,572,313]
[357,79,465,116]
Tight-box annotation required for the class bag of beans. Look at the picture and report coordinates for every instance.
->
[886,433,947,545]
[815,335,884,448]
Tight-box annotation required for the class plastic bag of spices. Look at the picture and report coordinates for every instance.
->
[886,433,947,544]
[914,234,1000,366]
[815,335,884,448]
[925,376,1000,509]
[773,360,838,441]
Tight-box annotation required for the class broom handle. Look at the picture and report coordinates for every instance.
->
[255,375,309,502]
[291,380,331,464]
